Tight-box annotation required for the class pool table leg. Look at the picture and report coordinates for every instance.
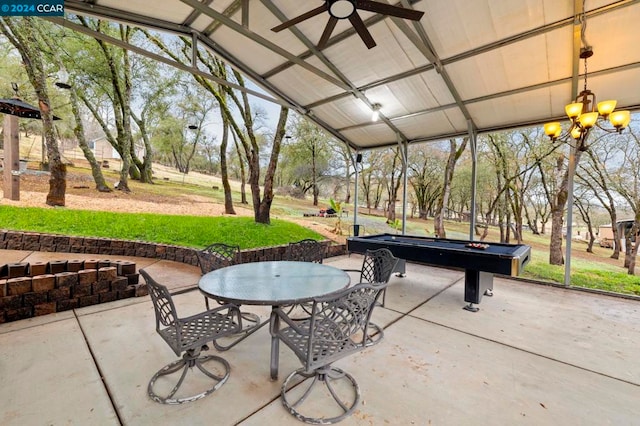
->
[463,270,494,312]
[394,259,406,277]
[463,303,479,312]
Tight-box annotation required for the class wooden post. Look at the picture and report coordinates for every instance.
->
[3,114,20,200]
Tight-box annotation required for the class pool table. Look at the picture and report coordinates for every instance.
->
[346,233,531,312]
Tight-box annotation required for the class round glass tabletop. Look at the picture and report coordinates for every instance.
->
[198,261,351,305]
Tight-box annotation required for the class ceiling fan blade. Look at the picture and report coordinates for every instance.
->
[355,0,424,21]
[349,13,376,49]
[318,16,339,49]
[271,4,328,32]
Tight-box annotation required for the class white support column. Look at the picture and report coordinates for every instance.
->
[564,143,577,287]
[353,151,360,233]
[399,136,408,235]
[3,114,20,201]
[468,120,478,240]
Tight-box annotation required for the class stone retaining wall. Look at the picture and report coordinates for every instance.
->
[0,230,347,265]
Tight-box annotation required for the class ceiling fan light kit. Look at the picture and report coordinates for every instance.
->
[328,0,356,19]
[271,0,424,49]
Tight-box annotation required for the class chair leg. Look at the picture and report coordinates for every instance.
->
[148,347,231,404]
[364,322,384,347]
[281,366,360,424]
[204,296,263,351]
[212,312,266,351]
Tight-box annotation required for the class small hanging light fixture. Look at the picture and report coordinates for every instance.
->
[371,103,381,122]
[543,6,630,149]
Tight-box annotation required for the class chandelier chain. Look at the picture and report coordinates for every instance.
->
[583,56,588,93]
[580,0,589,93]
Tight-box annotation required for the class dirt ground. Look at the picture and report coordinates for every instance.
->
[0,171,346,244]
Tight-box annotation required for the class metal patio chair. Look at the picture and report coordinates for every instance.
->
[283,239,326,264]
[196,242,242,276]
[343,248,399,345]
[196,242,262,350]
[283,239,328,319]
[140,269,242,405]
[270,281,388,424]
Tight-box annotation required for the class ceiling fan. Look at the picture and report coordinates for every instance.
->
[271,0,424,50]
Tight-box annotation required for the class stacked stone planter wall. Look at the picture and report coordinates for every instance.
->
[0,258,141,324]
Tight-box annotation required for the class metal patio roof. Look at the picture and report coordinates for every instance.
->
[61,0,640,151]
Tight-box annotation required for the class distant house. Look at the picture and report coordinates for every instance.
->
[89,138,120,160]
[597,220,637,249]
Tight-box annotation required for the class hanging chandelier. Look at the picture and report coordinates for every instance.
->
[543,4,630,149]
[543,47,630,149]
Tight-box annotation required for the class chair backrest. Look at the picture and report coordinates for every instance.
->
[140,269,178,331]
[284,239,325,263]
[360,248,398,284]
[197,242,241,274]
[305,282,387,371]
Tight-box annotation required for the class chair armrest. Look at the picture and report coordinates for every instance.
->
[270,307,311,337]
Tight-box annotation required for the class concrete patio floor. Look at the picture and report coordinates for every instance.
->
[1,250,639,425]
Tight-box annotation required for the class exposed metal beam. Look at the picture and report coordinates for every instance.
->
[241,0,249,28]
[63,1,361,149]
[393,1,475,127]
[182,0,213,27]
[202,1,243,35]
[336,60,640,133]
[297,0,638,112]
[45,17,284,106]
[193,35,357,149]
[179,0,351,90]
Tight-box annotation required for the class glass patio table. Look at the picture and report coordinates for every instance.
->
[198,260,350,380]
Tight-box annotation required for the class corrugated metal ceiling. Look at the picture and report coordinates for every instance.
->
[62,0,640,150]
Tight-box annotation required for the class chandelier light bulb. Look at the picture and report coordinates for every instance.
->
[565,102,583,119]
[578,112,598,128]
[597,100,617,117]
[609,110,631,129]
[544,122,561,138]
[571,126,583,139]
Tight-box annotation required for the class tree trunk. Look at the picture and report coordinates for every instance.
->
[344,162,352,204]
[232,133,248,204]
[312,145,318,206]
[1,17,67,206]
[69,88,111,192]
[255,107,289,224]
[220,116,235,215]
[610,213,621,260]
[435,138,468,238]
[549,205,565,265]
[549,146,585,265]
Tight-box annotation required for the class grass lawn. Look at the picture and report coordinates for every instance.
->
[0,206,323,249]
